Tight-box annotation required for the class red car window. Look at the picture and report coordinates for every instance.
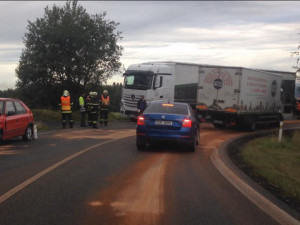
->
[5,101,16,115]
[14,101,26,114]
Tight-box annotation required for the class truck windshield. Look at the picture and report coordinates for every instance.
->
[124,73,153,90]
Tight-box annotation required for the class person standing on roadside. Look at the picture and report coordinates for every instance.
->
[86,92,92,126]
[100,90,110,126]
[137,95,147,115]
[79,92,87,127]
[90,92,100,128]
[59,90,73,128]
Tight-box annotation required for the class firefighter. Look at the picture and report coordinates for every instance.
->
[59,90,73,128]
[90,92,100,128]
[79,92,87,127]
[86,92,92,126]
[100,90,110,126]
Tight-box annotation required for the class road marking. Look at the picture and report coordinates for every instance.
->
[0,131,135,204]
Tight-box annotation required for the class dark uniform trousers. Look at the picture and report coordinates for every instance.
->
[62,113,73,128]
[86,99,92,126]
[90,101,100,128]
[100,108,108,125]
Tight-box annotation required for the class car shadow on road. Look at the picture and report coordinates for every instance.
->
[137,142,195,154]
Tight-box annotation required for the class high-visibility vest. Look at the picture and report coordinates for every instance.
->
[101,95,110,106]
[61,96,71,111]
[79,96,84,107]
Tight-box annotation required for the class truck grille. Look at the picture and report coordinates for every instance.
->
[123,94,143,108]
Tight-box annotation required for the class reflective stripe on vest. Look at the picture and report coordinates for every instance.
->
[101,95,110,105]
[61,96,71,111]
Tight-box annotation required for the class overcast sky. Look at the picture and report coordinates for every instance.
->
[0,1,300,90]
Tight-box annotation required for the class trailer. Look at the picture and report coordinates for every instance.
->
[120,62,295,130]
[197,67,285,130]
[259,69,296,117]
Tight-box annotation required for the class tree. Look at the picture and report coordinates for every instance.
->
[16,0,123,109]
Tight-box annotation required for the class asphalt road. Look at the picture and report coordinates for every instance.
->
[0,121,297,225]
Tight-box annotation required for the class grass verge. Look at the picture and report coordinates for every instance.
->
[237,131,300,212]
[32,109,129,131]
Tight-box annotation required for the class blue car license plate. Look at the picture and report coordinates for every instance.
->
[155,120,173,125]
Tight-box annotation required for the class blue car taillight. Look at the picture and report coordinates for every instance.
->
[182,119,192,128]
[137,116,145,125]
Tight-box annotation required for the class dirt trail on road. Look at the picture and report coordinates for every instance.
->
[82,123,244,225]
[83,153,168,225]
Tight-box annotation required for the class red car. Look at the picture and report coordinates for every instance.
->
[0,98,34,143]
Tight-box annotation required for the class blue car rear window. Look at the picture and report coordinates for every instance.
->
[145,103,188,115]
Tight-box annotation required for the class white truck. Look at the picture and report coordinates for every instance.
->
[120,62,295,130]
[120,62,200,119]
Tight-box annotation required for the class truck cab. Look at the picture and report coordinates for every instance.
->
[120,63,174,119]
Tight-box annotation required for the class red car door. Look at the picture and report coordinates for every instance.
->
[4,101,19,139]
[13,100,30,135]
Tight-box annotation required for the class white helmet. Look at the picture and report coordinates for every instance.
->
[103,90,108,94]
[63,90,69,97]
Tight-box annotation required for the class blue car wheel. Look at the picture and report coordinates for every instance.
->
[188,129,199,152]
[136,136,146,151]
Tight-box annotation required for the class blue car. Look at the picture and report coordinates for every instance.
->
[136,101,200,151]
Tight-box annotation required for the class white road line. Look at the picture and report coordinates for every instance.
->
[0,134,134,204]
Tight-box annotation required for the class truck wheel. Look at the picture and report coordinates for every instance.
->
[249,122,256,131]
[23,126,33,141]
[213,123,225,129]
[247,119,257,131]
[130,117,137,122]
[136,136,146,150]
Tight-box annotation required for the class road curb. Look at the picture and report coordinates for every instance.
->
[210,129,300,225]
